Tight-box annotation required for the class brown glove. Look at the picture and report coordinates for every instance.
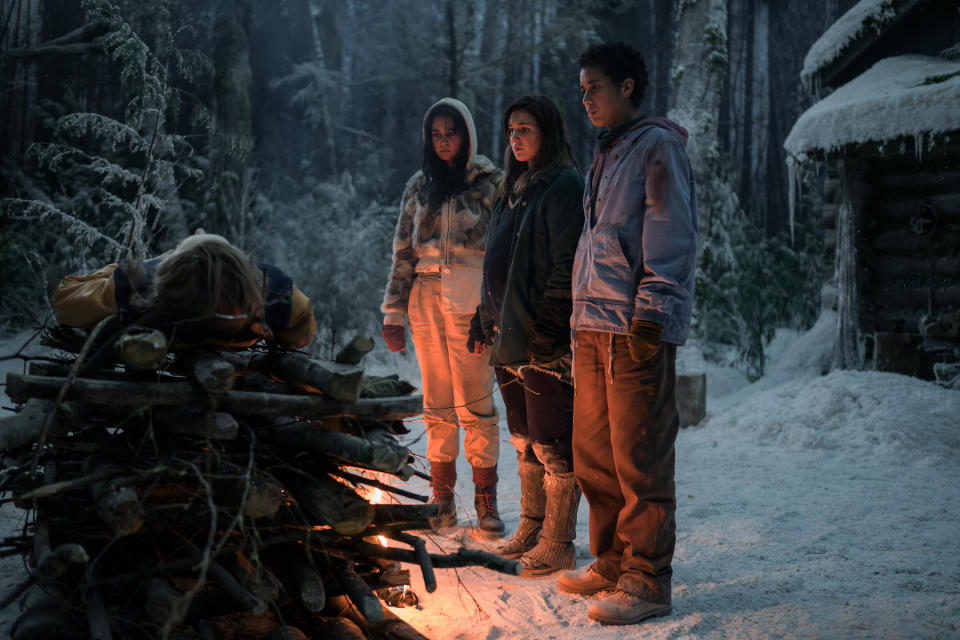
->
[628,319,662,363]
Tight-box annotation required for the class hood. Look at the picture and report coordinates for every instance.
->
[631,115,689,146]
[422,97,478,170]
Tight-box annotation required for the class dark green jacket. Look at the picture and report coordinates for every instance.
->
[482,166,585,373]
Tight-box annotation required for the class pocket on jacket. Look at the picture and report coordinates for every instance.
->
[439,265,483,314]
[587,226,634,301]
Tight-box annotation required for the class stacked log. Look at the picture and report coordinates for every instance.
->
[0,327,519,639]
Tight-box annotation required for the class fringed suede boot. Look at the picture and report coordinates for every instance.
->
[520,471,581,577]
[497,460,546,558]
[473,465,506,539]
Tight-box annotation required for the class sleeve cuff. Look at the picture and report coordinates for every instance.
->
[383,312,406,326]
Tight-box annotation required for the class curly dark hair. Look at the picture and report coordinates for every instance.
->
[578,42,649,107]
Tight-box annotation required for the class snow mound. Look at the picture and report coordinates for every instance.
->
[801,0,899,84]
[703,370,960,460]
[786,55,960,158]
[764,309,836,383]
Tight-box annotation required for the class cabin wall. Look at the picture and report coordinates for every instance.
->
[836,141,960,378]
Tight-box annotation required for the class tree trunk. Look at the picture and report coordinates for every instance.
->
[1,0,41,160]
[738,0,756,219]
[210,0,255,240]
[668,0,727,180]
[446,0,458,98]
[653,0,674,115]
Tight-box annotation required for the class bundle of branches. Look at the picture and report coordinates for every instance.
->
[0,325,519,640]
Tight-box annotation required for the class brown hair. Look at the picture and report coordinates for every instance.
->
[499,95,578,199]
[153,234,264,325]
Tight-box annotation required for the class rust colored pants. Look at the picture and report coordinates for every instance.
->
[572,330,678,604]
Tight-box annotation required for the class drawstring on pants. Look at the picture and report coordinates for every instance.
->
[606,333,615,385]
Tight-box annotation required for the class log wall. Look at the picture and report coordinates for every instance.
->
[833,139,960,377]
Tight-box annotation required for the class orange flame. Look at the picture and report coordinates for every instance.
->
[368,488,389,547]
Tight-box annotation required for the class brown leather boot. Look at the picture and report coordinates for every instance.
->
[429,460,457,529]
[473,465,506,539]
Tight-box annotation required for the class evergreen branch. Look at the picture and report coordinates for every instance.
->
[0,199,125,252]
[55,113,149,153]
[81,0,166,113]
[29,143,141,186]
[126,66,168,259]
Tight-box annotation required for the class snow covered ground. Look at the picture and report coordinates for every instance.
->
[387,315,960,640]
[1,317,958,639]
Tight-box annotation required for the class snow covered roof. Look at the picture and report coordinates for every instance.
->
[801,0,918,86]
[784,54,960,158]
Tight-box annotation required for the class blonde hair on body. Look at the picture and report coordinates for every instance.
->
[153,233,264,325]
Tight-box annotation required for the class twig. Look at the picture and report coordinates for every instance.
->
[37,314,116,448]
[326,467,429,503]
[159,456,220,639]
[160,431,258,638]
[389,531,436,592]
[14,468,116,502]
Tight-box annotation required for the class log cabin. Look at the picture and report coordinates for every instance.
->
[785,0,960,386]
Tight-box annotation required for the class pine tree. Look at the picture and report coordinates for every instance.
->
[0,0,211,322]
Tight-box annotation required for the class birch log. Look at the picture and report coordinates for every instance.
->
[5,374,423,420]
[268,420,411,475]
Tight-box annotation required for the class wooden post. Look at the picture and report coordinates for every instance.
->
[677,373,707,427]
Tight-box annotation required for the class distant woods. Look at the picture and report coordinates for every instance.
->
[1,0,856,368]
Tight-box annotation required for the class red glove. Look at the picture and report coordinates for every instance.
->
[382,324,406,352]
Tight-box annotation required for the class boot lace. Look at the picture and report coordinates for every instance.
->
[476,492,495,517]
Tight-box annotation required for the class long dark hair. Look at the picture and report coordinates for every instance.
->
[422,104,470,208]
[500,95,577,199]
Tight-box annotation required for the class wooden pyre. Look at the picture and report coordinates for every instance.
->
[0,322,518,640]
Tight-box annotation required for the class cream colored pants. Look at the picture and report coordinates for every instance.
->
[408,273,499,468]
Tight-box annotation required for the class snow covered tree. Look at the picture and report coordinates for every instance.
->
[670,0,822,378]
[0,0,214,324]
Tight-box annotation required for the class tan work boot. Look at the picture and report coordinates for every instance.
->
[587,589,672,625]
[556,564,617,595]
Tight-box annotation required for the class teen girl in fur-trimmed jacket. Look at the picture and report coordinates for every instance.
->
[381,98,504,538]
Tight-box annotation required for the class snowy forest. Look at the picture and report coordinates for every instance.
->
[0,0,862,376]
